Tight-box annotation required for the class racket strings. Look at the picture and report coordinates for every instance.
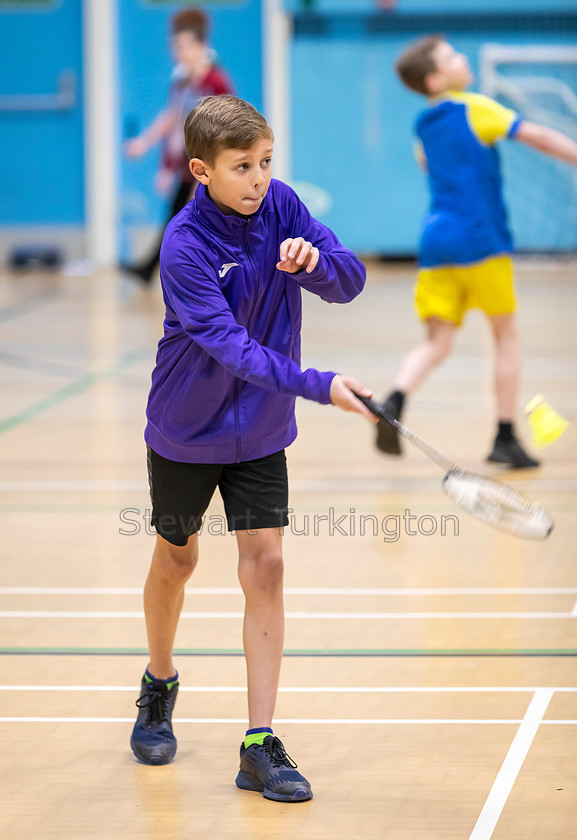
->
[441,469,553,540]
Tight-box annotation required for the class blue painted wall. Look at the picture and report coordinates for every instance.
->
[0,0,263,234]
[285,0,577,11]
[1,0,575,256]
[0,0,84,225]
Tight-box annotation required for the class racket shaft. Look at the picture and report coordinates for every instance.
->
[353,392,455,471]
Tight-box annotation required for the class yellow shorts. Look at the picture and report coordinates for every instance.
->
[415,255,516,326]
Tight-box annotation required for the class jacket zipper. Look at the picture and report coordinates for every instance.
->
[233,224,260,463]
[242,224,260,333]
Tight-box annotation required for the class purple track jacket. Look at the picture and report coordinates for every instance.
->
[145,179,366,463]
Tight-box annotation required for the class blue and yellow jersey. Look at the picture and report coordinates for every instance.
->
[415,91,523,268]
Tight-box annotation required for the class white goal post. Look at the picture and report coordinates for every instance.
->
[481,45,577,137]
[479,44,577,252]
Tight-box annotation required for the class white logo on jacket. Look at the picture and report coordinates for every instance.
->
[218,263,239,278]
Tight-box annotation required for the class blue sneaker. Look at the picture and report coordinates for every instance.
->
[130,674,178,765]
[235,735,313,802]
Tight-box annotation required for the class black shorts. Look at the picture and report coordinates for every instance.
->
[146,446,289,546]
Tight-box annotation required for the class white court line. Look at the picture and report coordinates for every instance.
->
[572,598,577,617]
[1,685,576,693]
[292,479,577,492]
[0,717,531,725]
[1,479,576,492]
[2,586,576,596]
[0,610,574,619]
[468,689,554,840]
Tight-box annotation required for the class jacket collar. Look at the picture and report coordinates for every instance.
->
[192,182,267,239]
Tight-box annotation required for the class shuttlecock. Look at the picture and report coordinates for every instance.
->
[525,395,569,448]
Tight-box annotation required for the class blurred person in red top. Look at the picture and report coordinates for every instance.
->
[123,8,234,284]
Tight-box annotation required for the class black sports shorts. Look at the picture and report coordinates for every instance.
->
[146,446,289,546]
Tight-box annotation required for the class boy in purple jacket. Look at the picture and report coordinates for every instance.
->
[130,95,374,801]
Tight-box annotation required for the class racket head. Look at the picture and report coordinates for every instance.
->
[441,468,554,541]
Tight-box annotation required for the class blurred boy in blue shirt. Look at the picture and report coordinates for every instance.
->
[377,36,577,467]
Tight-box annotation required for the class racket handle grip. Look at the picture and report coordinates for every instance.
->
[352,391,384,418]
[352,390,398,429]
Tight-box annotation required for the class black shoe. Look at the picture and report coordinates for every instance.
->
[487,436,540,469]
[130,675,178,765]
[119,262,154,285]
[375,394,403,455]
[235,735,313,802]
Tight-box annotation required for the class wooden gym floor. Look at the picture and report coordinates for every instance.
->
[0,257,576,839]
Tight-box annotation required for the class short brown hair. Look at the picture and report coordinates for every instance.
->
[171,8,208,42]
[184,95,274,167]
[395,35,443,95]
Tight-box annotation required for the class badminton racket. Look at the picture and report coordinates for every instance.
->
[354,393,554,541]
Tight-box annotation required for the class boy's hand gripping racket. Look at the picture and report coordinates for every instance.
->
[354,393,554,541]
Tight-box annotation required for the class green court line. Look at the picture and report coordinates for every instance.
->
[1,647,576,657]
[0,288,60,326]
[0,344,154,437]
